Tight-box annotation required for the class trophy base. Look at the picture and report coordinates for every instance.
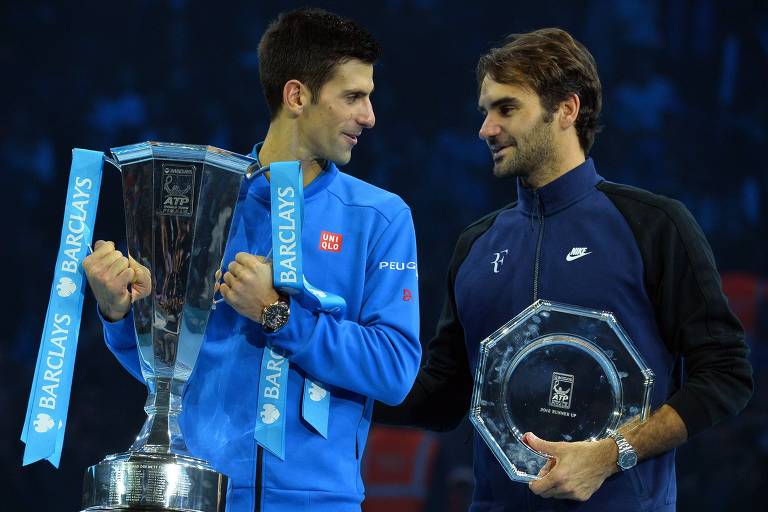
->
[81,452,227,512]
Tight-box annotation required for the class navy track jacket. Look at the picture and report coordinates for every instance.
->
[377,158,752,511]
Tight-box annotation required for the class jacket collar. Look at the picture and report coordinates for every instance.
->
[516,158,603,216]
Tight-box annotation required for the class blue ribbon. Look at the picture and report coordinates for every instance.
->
[254,162,344,452]
[21,149,104,467]
[253,348,289,460]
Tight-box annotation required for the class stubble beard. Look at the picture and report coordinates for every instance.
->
[493,114,556,182]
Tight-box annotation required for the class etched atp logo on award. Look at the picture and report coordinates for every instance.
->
[159,164,195,216]
[549,372,574,410]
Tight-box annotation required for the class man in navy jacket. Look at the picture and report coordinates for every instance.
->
[377,28,752,511]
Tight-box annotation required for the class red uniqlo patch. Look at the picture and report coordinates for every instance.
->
[319,231,343,252]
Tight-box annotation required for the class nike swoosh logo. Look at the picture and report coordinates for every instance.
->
[565,252,592,262]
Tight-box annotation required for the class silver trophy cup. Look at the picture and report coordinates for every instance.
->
[81,142,258,511]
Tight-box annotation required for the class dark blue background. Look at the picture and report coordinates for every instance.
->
[3,1,767,510]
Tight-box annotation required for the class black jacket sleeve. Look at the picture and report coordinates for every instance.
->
[600,181,753,437]
[374,208,508,431]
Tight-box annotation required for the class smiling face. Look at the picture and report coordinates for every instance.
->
[477,76,556,180]
[297,58,376,166]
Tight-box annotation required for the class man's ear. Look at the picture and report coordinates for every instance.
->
[558,93,580,129]
[282,79,310,117]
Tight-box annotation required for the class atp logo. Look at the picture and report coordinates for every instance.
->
[33,413,55,433]
[549,372,574,410]
[402,289,412,301]
[56,277,77,298]
[260,404,280,425]
[308,382,327,402]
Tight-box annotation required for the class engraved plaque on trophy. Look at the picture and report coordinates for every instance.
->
[81,142,259,511]
[470,300,654,482]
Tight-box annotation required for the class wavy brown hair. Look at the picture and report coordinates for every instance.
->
[477,28,602,154]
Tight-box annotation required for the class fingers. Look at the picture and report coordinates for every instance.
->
[129,257,151,287]
[92,240,115,253]
[108,255,130,276]
[227,261,243,277]
[223,271,237,288]
[116,267,136,288]
[524,432,557,457]
[234,252,255,266]
[537,458,556,478]
[235,251,269,268]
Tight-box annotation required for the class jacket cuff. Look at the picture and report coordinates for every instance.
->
[263,297,317,357]
[97,305,136,350]
[665,387,712,438]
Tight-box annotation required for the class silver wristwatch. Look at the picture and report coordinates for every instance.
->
[262,296,290,333]
[608,431,637,471]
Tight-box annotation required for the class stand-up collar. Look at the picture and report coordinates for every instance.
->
[516,158,603,216]
[245,142,339,202]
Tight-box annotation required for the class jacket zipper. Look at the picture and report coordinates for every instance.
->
[532,191,544,301]
[254,445,263,512]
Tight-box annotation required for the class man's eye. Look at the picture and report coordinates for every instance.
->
[500,106,516,116]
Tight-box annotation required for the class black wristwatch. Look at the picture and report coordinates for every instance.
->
[608,431,638,471]
[261,295,290,333]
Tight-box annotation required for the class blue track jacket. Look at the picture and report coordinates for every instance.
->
[100,147,421,511]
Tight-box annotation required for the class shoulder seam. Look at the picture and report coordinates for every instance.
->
[460,201,517,235]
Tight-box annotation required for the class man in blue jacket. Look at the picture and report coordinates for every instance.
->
[377,28,752,510]
[83,8,421,511]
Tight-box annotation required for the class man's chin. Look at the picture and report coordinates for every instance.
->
[332,150,353,166]
[492,163,524,180]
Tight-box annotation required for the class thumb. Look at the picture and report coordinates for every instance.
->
[524,432,559,456]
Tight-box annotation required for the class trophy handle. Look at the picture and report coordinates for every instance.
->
[103,155,121,172]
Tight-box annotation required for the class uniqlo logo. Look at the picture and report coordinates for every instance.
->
[319,231,343,252]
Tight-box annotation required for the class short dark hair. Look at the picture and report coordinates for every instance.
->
[477,28,602,154]
[258,8,381,119]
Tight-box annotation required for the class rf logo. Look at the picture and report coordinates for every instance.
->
[491,250,508,274]
[402,288,412,301]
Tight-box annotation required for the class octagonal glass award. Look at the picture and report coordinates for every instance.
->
[469,300,654,482]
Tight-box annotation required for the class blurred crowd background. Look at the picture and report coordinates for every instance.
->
[2,1,766,510]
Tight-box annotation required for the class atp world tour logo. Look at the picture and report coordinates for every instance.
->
[159,164,195,216]
[549,372,574,410]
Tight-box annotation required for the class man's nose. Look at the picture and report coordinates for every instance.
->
[358,98,375,129]
[479,116,500,140]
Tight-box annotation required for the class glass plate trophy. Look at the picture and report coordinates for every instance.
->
[469,300,654,482]
[81,142,259,511]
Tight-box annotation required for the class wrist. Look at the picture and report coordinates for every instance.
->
[600,437,621,477]
[261,293,290,333]
[101,304,128,323]
[608,430,638,472]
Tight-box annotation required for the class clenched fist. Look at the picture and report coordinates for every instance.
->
[82,240,152,322]
[217,252,279,323]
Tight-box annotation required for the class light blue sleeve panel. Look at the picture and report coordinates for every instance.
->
[265,207,422,406]
[99,308,145,383]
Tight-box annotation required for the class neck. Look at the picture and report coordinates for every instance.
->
[522,147,586,190]
[258,118,323,187]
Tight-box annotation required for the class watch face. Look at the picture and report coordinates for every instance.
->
[619,450,637,469]
[264,302,290,331]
